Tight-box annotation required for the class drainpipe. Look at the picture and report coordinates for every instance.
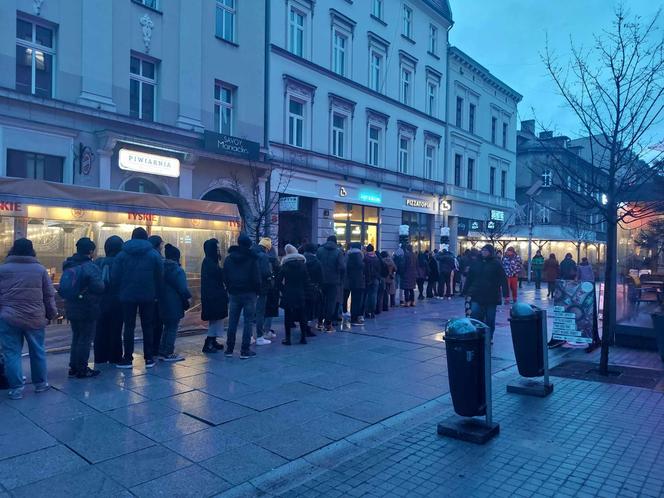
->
[442,27,452,240]
[263,0,272,238]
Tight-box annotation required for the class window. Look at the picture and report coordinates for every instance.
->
[369,50,382,92]
[542,170,553,187]
[288,98,304,147]
[456,97,463,127]
[539,202,551,224]
[469,104,476,134]
[426,81,438,117]
[7,149,64,183]
[467,158,474,189]
[214,82,234,135]
[400,66,412,105]
[399,136,411,174]
[425,144,435,179]
[454,154,462,187]
[130,55,156,121]
[135,0,159,8]
[501,170,507,197]
[215,0,236,42]
[368,125,381,167]
[332,30,347,76]
[502,122,508,148]
[16,18,55,98]
[402,211,432,253]
[332,114,346,158]
[491,117,497,144]
[428,25,438,55]
[490,167,496,195]
[402,5,413,38]
[288,7,305,57]
[371,0,383,19]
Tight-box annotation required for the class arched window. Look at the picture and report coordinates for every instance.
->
[123,177,163,195]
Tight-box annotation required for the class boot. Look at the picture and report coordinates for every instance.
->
[211,338,224,350]
[202,337,218,353]
[282,328,292,346]
[299,325,307,344]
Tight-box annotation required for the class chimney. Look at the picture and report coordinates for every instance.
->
[539,131,554,139]
[520,119,535,135]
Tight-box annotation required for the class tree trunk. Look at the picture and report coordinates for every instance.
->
[599,216,618,375]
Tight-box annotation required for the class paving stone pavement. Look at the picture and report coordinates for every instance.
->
[0,284,661,497]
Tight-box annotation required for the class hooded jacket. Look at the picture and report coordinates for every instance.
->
[95,235,123,312]
[201,239,228,321]
[345,248,365,289]
[364,252,382,285]
[0,255,58,330]
[400,249,418,290]
[531,254,545,271]
[252,244,273,295]
[560,256,578,280]
[303,251,323,294]
[112,238,164,303]
[265,247,281,317]
[316,241,346,285]
[543,257,560,282]
[577,262,595,282]
[62,253,105,321]
[381,255,397,293]
[464,254,509,305]
[502,252,523,278]
[223,245,261,295]
[159,258,192,322]
[278,251,309,309]
[416,253,428,280]
[436,250,457,275]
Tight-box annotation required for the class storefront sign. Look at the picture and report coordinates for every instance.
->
[203,131,260,161]
[279,196,299,212]
[118,149,180,178]
[128,212,160,223]
[440,200,452,211]
[457,217,484,236]
[0,201,24,214]
[405,198,433,209]
[338,186,348,197]
[490,209,505,221]
[552,280,598,345]
[457,218,468,236]
[469,220,482,231]
[359,190,382,204]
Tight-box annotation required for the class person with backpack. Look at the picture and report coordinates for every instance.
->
[436,249,456,299]
[94,236,124,365]
[112,227,164,369]
[61,237,105,378]
[201,238,228,353]
[316,235,345,332]
[0,239,58,399]
[363,244,382,319]
[158,244,191,362]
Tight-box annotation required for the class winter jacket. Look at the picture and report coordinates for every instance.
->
[401,250,418,290]
[560,257,578,280]
[200,239,228,321]
[62,254,105,321]
[253,245,273,296]
[265,249,281,317]
[458,255,471,275]
[112,239,164,303]
[159,259,192,323]
[577,263,595,282]
[428,255,439,280]
[436,251,456,275]
[278,252,309,309]
[364,252,382,285]
[303,252,323,295]
[416,253,428,280]
[543,258,560,282]
[394,248,405,277]
[464,256,509,306]
[502,254,523,278]
[223,245,261,295]
[316,241,345,285]
[382,256,397,294]
[95,235,123,313]
[345,248,365,289]
[0,256,57,330]
[531,255,545,271]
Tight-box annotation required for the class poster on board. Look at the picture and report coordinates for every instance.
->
[552,280,598,346]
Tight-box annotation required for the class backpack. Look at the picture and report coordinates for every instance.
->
[100,260,112,287]
[58,264,85,300]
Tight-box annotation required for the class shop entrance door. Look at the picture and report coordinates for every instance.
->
[278,196,313,251]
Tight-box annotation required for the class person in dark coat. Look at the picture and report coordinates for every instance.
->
[278,244,310,345]
[201,238,228,353]
[253,237,274,346]
[560,253,578,281]
[346,243,365,325]
[263,246,281,338]
[223,234,261,359]
[111,227,164,369]
[401,245,417,306]
[316,235,346,332]
[426,251,439,298]
[436,249,456,299]
[302,243,323,334]
[94,235,124,365]
[463,244,509,340]
[363,244,382,319]
[158,244,192,362]
[416,252,428,300]
[381,251,397,309]
[543,253,560,298]
[63,238,105,378]
[148,235,165,359]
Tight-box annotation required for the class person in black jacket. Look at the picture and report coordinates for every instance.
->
[112,227,164,369]
[158,244,192,362]
[253,238,274,346]
[463,244,509,340]
[426,251,439,298]
[363,244,382,319]
[223,233,261,359]
[302,243,323,335]
[64,238,105,378]
[263,246,281,338]
[94,235,124,365]
[148,235,165,360]
[201,238,228,353]
[436,249,456,299]
[316,235,346,332]
[278,244,310,345]
[345,242,365,326]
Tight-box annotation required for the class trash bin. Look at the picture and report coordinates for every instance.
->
[509,304,544,377]
[652,313,664,362]
[445,318,487,417]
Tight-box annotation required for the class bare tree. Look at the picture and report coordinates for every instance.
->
[477,211,517,249]
[542,6,664,374]
[564,212,601,262]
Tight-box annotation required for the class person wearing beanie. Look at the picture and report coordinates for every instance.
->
[363,244,382,319]
[252,237,275,346]
[380,250,397,310]
[62,237,105,378]
[316,234,345,331]
[345,242,365,325]
[0,239,57,399]
[201,238,228,353]
[148,235,165,359]
[277,244,309,345]
[222,233,261,359]
[94,235,124,365]
[156,244,191,362]
[112,229,164,369]
[463,243,509,341]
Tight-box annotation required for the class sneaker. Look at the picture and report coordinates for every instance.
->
[358,316,365,324]
[325,324,333,333]
[267,330,277,339]
[7,389,23,400]
[161,354,185,362]
[76,368,101,379]
[240,350,256,360]
[145,359,156,369]
[351,320,364,326]
[212,338,224,350]
[256,337,271,346]
[224,348,234,357]
[68,368,77,378]
[116,360,133,369]
[35,383,50,393]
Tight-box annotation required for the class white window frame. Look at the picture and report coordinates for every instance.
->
[398,135,411,174]
[332,29,348,77]
[130,54,157,121]
[491,116,497,144]
[501,170,507,197]
[367,124,382,167]
[426,80,438,117]
[502,122,508,148]
[454,154,462,187]
[215,0,236,43]
[469,103,476,134]
[371,0,383,19]
[489,166,496,195]
[542,170,553,187]
[400,65,413,105]
[214,82,234,135]
[428,24,438,55]
[425,143,436,180]
[15,16,56,98]
[288,6,306,57]
[455,96,464,128]
[467,157,475,189]
[331,112,347,158]
[287,96,305,148]
[539,201,551,224]
[369,47,384,93]
[137,0,159,9]
[402,4,413,38]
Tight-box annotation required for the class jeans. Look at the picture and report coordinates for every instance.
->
[534,270,542,289]
[342,288,351,314]
[426,278,436,298]
[226,293,256,353]
[122,301,155,362]
[207,319,224,337]
[470,301,497,338]
[547,281,556,297]
[264,316,273,332]
[94,305,123,364]
[364,279,379,315]
[439,272,452,297]
[69,319,96,373]
[255,293,267,338]
[507,276,518,302]
[321,284,338,324]
[350,288,364,321]
[159,319,180,356]
[0,319,47,390]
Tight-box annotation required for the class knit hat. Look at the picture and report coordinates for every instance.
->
[132,227,148,240]
[76,237,96,255]
[327,235,337,243]
[366,244,375,253]
[259,237,272,251]
[481,244,495,256]
[104,235,123,257]
[238,233,252,248]
[148,235,163,250]
[164,243,180,262]
[9,238,35,257]
[284,244,298,255]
